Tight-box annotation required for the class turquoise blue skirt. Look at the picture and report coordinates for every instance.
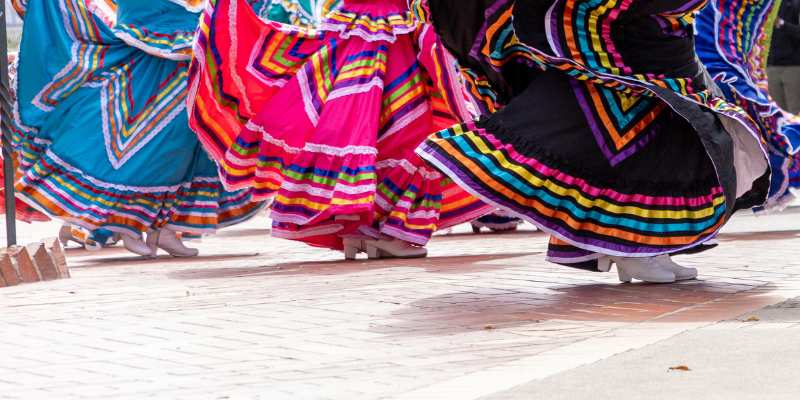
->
[14,0,263,236]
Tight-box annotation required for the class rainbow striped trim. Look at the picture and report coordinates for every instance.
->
[254,0,342,26]
[418,121,728,256]
[88,0,199,60]
[16,150,263,236]
[318,8,417,43]
[95,62,191,169]
[695,0,800,205]
[15,0,264,234]
[415,0,762,163]
[29,0,107,116]
[187,0,491,247]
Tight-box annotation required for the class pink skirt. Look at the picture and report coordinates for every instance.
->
[188,0,490,249]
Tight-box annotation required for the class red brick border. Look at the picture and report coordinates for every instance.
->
[0,238,70,288]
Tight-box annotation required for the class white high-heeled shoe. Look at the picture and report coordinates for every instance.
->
[363,238,427,259]
[122,233,155,257]
[654,255,698,281]
[146,228,199,257]
[342,238,366,260]
[598,256,676,283]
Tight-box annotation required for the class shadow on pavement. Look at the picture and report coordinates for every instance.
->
[166,252,542,280]
[435,228,546,240]
[717,229,800,242]
[210,228,271,238]
[376,281,778,335]
[72,252,263,268]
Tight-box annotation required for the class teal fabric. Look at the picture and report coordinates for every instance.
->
[251,0,341,25]
[14,0,261,234]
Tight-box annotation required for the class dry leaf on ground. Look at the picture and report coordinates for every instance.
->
[668,365,691,372]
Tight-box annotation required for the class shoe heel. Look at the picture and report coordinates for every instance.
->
[617,265,633,283]
[342,239,364,260]
[366,244,381,260]
[344,245,359,260]
[597,257,613,272]
[145,230,159,257]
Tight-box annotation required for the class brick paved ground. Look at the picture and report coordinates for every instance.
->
[1,210,800,399]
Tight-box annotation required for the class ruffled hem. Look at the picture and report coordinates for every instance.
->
[418,121,729,257]
[695,0,799,157]
[261,0,341,26]
[189,0,490,249]
[88,0,198,61]
[16,151,263,235]
[375,159,451,245]
[545,237,601,267]
[471,210,523,232]
[0,186,51,223]
[0,151,50,223]
[200,108,488,248]
[218,120,378,196]
[268,156,490,248]
[417,0,764,147]
[222,128,484,247]
[2,53,49,223]
[318,7,417,43]
[111,25,196,61]
[0,201,51,223]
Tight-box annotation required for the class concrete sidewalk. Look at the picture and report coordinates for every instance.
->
[1,211,799,399]
[483,299,800,400]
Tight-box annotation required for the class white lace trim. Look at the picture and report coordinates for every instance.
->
[317,21,417,44]
[244,121,378,156]
[375,158,442,180]
[43,150,218,193]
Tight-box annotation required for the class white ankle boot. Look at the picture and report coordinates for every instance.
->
[363,238,427,259]
[654,255,698,281]
[598,256,676,283]
[122,233,155,257]
[146,228,199,257]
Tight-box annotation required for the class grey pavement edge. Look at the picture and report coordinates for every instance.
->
[480,298,800,400]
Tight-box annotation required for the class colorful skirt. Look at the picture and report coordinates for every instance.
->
[188,0,491,250]
[1,53,49,223]
[415,0,770,266]
[0,154,50,223]
[14,0,263,237]
[696,0,800,212]
[251,0,341,26]
[471,209,523,233]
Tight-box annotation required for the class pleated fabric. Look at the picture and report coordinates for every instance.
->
[188,0,491,250]
[13,0,264,236]
[414,0,770,265]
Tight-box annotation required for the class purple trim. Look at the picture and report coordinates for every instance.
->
[670,0,706,14]
[568,79,657,167]
[546,248,594,259]
[468,0,513,69]
[547,0,565,57]
[417,140,682,256]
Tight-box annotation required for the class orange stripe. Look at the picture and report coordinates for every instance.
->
[584,83,665,149]
[431,134,724,247]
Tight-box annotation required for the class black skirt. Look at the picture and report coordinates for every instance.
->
[414,0,769,263]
